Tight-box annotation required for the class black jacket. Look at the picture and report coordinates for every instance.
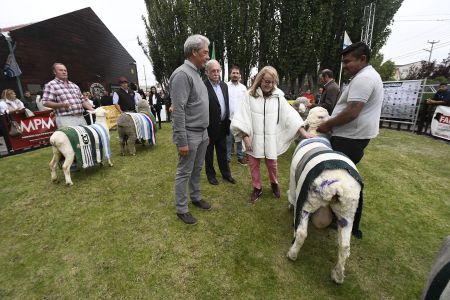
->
[204,79,230,139]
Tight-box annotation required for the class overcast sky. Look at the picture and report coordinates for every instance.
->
[1,0,449,87]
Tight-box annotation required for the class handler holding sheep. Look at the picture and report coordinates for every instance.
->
[42,63,94,128]
[169,34,211,225]
[317,41,384,239]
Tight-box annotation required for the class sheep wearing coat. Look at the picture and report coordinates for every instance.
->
[49,107,113,186]
[117,99,157,156]
[286,107,363,284]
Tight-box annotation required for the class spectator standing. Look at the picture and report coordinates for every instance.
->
[204,59,236,185]
[231,66,312,203]
[317,42,384,239]
[302,89,315,104]
[169,34,211,225]
[427,82,450,106]
[313,69,340,115]
[149,86,163,129]
[226,65,247,165]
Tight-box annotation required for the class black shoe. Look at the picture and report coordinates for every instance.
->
[352,229,363,239]
[192,199,212,210]
[237,158,248,166]
[176,212,197,225]
[223,176,236,184]
[208,177,219,185]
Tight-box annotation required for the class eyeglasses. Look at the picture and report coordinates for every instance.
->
[262,79,275,85]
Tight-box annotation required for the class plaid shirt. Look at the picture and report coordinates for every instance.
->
[42,78,84,116]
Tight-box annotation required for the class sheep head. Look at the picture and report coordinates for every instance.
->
[137,99,151,115]
[305,107,330,135]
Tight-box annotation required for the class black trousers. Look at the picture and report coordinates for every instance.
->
[205,126,231,180]
[331,136,370,234]
[155,110,162,128]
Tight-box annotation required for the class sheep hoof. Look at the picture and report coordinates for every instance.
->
[108,163,113,167]
[331,269,344,284]
[51,178,59,184]
[287,250,298,261]
[65,181,73,186]
[121,153,125,156]
[288,204,294,211]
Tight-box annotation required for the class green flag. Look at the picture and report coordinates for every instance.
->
[211,42,216,60]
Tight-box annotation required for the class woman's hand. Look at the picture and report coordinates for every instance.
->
[299,127,315,139]
[243,136,252,152]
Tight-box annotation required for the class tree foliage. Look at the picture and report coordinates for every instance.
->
[142,0,403,89]
[405,53,450,81]
[371,53,396,81]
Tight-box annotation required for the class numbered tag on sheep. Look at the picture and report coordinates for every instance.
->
[49,107,113,186]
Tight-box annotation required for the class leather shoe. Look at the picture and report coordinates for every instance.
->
[208,177,219,185]
[192,199,212,210]
[250,187,262,203]
[223,176,236,184]
[176,212,197,225]
[271,182,281,199]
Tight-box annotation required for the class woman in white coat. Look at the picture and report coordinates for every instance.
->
[231,66,313,203]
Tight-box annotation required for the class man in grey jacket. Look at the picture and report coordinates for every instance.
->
[169,34,211,225]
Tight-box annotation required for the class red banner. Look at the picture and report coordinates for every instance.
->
[2,111,57,152]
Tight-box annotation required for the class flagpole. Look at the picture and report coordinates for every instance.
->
[338,61,343,87]
[4,34,24,98]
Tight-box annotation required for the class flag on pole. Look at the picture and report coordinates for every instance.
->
[211,42,216,60]
[343,31,352,49]
[3,42,22,77]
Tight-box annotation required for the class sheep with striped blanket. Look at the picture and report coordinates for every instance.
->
[117,99,156,156]
[286,107,363,284]
[49,107,113,186]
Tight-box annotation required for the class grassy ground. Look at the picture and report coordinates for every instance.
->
[0,127,449,299]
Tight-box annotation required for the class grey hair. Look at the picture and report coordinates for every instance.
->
[184,34,210,58]
[205,59,221,72]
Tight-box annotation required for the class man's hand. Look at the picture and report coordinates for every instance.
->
[317,122,332,133]
[61,102,71,110]
[178,145,189,156]
[243,136,252,152]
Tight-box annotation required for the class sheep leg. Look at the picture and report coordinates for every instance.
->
[331,220,353,284]
[119,135,126,156]
[128,132,137,156]
[61,153,75,186]
[287,212,310,261]
[107,158,113,167]
[49,146,61,183]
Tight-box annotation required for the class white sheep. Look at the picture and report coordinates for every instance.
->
[49,107,113,185]
[286,107,363,284]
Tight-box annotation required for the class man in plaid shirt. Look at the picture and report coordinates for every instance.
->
[42,63,94,128]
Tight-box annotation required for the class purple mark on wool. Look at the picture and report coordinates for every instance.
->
[320,179,339,188]
[338,218,348,227]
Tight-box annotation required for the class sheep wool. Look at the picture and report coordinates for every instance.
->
[125,112,156,144]
[58,125,102,169]
[292,137,364,231]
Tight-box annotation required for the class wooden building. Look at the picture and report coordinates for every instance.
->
[0,7,138,96]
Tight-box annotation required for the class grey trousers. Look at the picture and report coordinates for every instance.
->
[56,115,87,128]
[174,129,209,214]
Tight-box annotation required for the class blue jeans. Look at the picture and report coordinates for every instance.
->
[226,133,243,160]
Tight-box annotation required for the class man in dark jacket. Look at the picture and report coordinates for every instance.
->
[204,59,236,185]
[313,69,340,115]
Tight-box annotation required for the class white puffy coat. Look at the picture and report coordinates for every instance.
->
[231,87,303,159]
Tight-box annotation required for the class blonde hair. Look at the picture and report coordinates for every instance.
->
[248,66,279,97]
[1,89,9,99]
[3,89,15,100]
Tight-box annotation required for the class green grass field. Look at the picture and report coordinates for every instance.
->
[0,127,449,299]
